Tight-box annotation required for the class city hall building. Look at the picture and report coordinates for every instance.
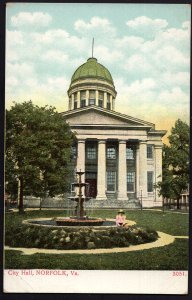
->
[61,57,166,208]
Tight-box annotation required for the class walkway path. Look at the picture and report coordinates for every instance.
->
[4,231,186,256]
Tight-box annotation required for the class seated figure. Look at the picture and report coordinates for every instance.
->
[116,209,126,226]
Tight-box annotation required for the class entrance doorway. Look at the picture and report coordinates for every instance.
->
[85,172,97,198]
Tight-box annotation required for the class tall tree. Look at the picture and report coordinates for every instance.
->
[6,101,75,213]
[157,119,189,209]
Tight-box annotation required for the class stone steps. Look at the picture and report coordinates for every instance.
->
[23,196,142,209]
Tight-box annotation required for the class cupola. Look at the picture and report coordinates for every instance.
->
[67,57,117,111]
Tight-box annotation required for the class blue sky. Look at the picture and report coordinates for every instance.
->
[6,3,190,142]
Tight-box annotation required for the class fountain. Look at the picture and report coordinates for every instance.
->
[55,170,105,226]
[13,171,159,250]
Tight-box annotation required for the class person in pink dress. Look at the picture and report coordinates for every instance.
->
[116,209,126,226]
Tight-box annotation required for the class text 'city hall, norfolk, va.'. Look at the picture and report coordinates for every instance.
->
[61,57,166,208]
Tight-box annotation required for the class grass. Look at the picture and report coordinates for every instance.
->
[4,239,188,270]
[4,209,189,270]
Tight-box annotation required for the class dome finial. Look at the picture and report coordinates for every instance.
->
[92,37,94,58]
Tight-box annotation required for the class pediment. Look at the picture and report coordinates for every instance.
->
[62,107,154,128]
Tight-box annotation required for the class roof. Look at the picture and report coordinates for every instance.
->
[70,57,114,85]
[61,105,156,129]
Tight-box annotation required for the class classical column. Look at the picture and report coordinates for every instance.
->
[139,141,148,201]
[76,139,85,184]
[96,140,107,200]
[86,90,89,106]
[110,95,113,110]
[68,97,71,110]
[72,94,75,109]
[117,140,128,200]
[155,145,163,203]
[136,144,140,198]
[104,92,107,109]
[96,90,99,106]
[112,98,115,111]
[77,91,80,108]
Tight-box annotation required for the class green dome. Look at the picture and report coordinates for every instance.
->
[71,58,114,85]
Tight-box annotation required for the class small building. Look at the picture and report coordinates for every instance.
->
[61,57,166,208]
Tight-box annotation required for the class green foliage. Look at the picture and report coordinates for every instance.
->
[5,220,158,250]
[4,209,189,270]
[156,119,189,206]
[5,101,76,211]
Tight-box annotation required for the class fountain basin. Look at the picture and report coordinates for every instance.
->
[22,218,118,228]
[55,217,105,226]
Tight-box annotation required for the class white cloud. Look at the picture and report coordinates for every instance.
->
[74,16,116,37]
[160,72,190,88]
[157,87,189,105]
[75,17,110,30]
[42,50,69,63]
[126,16,168,36]
[182,20,190,29]
[116,36,144,50]
[154,46,189,70]
[6,76,19,88]
[124,54,153,73]
[11,12,52,28]
[6,30,23,45]
[6,62,35,79]
[94,46,123,64]
[32,29,69,43]
[6,11,190,134]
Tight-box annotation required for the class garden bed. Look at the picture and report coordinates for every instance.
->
[5,222,158,250]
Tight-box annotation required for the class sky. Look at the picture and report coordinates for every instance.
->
[6,3,191,143]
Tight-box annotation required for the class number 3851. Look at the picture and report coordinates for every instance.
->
[172,271,185,276]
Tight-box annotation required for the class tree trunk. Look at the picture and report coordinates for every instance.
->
[18,176,24,213]
[162,197,164,212]
[176,197,180,210]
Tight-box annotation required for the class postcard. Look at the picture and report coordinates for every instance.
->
[4,2,190,294]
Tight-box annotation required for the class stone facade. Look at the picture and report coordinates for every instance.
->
[60,57,166,209]
[61,107,166,208]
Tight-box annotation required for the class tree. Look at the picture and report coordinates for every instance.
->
[5,101,75,213]
[157,119,189,209]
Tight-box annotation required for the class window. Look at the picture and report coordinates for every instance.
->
[126,147,134,159]
[147,145,153,159]
[127,172,135,192]
[89,99,95,105]
[89,90,95,105]
[107,93,111,109]
[80,91,86,100]
[107,147,116,159]
[147,171,153,192]
[98,99,103,107]
[86,172,97,179]
[87,146,96,159]
[74,93,77,101]
[71,146,77,159]
[99,91,104,100]
[80,99,86,107]
[107,171,116,191]
[107,102,111,110]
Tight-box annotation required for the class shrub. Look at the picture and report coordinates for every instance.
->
[5,222,158,250]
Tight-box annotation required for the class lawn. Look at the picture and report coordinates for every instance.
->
[4,209,189,270]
